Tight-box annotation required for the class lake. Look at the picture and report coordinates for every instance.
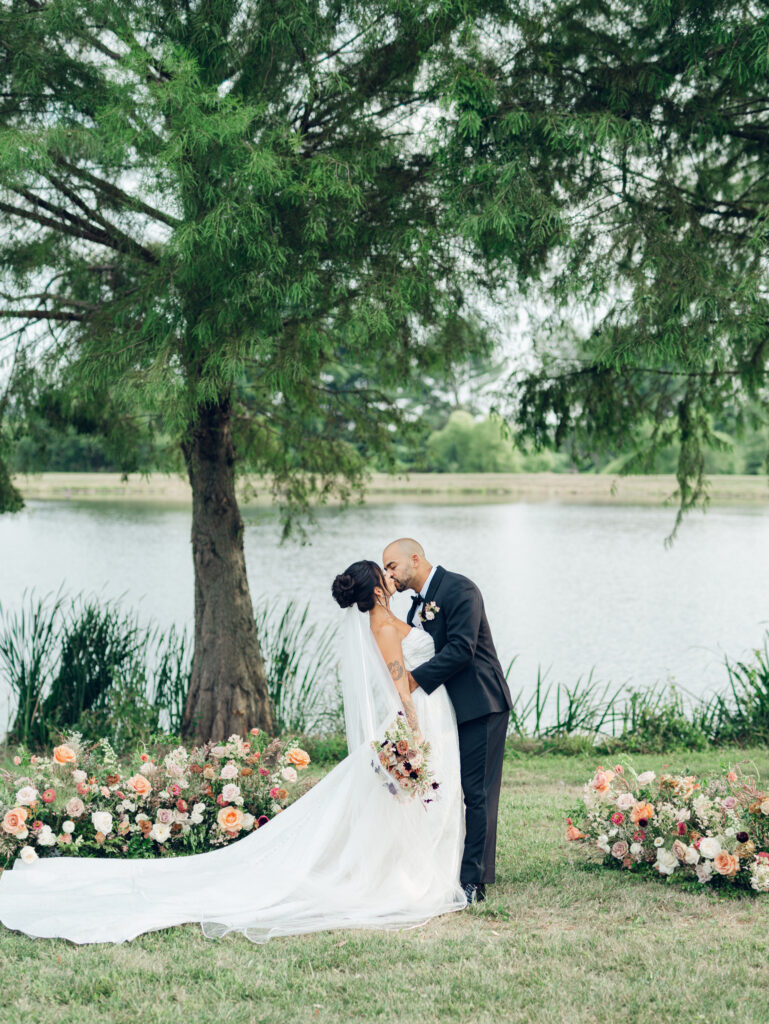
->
[1,498,768,729]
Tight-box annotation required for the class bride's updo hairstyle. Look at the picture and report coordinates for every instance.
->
[331,560,387,613]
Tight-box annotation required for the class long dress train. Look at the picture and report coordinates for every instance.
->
[0,626,466,943]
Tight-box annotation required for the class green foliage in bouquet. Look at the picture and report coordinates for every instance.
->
[0,732,311,867]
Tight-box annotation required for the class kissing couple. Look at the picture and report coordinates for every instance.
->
[0,539,512,944]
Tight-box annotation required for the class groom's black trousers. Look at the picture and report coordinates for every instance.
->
[457,709,509,885]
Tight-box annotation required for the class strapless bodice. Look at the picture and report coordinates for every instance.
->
[402,627,435,672]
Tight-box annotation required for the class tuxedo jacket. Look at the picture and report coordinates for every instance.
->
[407,565,513,725]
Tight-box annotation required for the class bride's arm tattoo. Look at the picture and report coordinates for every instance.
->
[388,659,420,734]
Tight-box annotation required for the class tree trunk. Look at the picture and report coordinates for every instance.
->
[181,396,274,742]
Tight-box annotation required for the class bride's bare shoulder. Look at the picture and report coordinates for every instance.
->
[370,616,411,642]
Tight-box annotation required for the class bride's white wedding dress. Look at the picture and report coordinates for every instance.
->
[0,615,466,943]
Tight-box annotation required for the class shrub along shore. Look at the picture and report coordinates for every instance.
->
[13,470,769,506]
[2,594,769,763]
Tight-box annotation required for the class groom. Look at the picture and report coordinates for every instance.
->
[382,538,513,905]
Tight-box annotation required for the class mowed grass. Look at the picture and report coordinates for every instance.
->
[3,748,769,1024]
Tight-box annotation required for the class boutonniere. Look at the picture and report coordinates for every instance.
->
[419,601,440,623]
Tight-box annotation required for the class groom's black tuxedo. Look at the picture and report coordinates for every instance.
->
[407,566,513,723]
[407,566,512,886]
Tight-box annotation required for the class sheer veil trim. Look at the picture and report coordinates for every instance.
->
[339,607,402,751]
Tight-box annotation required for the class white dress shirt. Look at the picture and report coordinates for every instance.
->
[412,566,437,630]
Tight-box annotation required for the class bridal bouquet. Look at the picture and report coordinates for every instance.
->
[567,761,769,894]
[371,711,440,808]
[0,731,311,867]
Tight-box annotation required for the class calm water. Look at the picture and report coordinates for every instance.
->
[1,499,768,727]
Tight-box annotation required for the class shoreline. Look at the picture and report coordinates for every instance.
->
[12,471,769,507]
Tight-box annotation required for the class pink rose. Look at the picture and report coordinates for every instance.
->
[66,797,85,817]
[156,808,173,825]
[722,796,737,810]
[611,841,629,860]
[616,793,635,811]
[220,764,238,780]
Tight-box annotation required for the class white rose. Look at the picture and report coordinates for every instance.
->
[242,813,255,830]
[149,822,171,843]
[281,767,298,784]
[637,771,656,786]
[190,812,204,825]
[72,769,87,784]
[699,837,722,859]
[654,837,664,848]
[19,846,38,864]
[62,820,75,834]
[609,827,618,837]
[122,800,136,812]
[724,826,736,838]
[192,803,206,815]
[91,811,113,835]
[36,825,57,847]
[220,763,239,780]
[16,827,28,840]
[683,845,700,865]
[221,783,242,804]
[616,793,635,810]
[629,843,643,856]
[15,786,38,806]
[656,848,678,876]
[750,863,769,892]
[597,835,610,853]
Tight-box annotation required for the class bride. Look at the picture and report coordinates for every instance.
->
[0,561,466,944]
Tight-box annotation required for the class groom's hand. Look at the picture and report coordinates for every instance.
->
[407,672,419,694]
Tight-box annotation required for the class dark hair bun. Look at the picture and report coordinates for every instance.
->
[331,561,385,613]
[331,572,356,609]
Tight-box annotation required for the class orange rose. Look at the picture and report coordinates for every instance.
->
[2,807,28,834]
[286,748,311,769]
[217,806,244,832]
[565,824,586,841]
[630,802,655,824]
[714,851,739,877]
[240,767,254,777]
[126,774,152,797]
[52,744,77,766]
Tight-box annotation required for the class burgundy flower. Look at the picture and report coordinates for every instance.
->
[737,831,749,843]
[257,815,270,827]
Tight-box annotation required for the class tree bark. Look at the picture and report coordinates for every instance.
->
[181,396,274,742]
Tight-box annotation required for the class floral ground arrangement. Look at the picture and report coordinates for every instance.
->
[0,732,311,866]
[567,762,769,893]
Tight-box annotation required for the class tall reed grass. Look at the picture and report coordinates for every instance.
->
[505,633,769,753]
[0,592,190,747]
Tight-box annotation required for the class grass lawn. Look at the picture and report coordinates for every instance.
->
[3,747,769,1024]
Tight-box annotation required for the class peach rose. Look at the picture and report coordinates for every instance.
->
[285,748,311,769]
[714,851,739,877]
[217,806,244,832]
[630,802,655,824]
[126,774,152,797]
[590,770,614,794]
[52,744,77,766]
[2,807,29,835]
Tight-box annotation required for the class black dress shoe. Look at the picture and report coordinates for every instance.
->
[475,883,487,902]
[462,882,482,905]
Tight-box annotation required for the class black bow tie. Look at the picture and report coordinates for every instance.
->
[410,593,425,612]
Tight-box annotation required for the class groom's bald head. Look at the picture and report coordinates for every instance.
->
[382,538,432,593]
